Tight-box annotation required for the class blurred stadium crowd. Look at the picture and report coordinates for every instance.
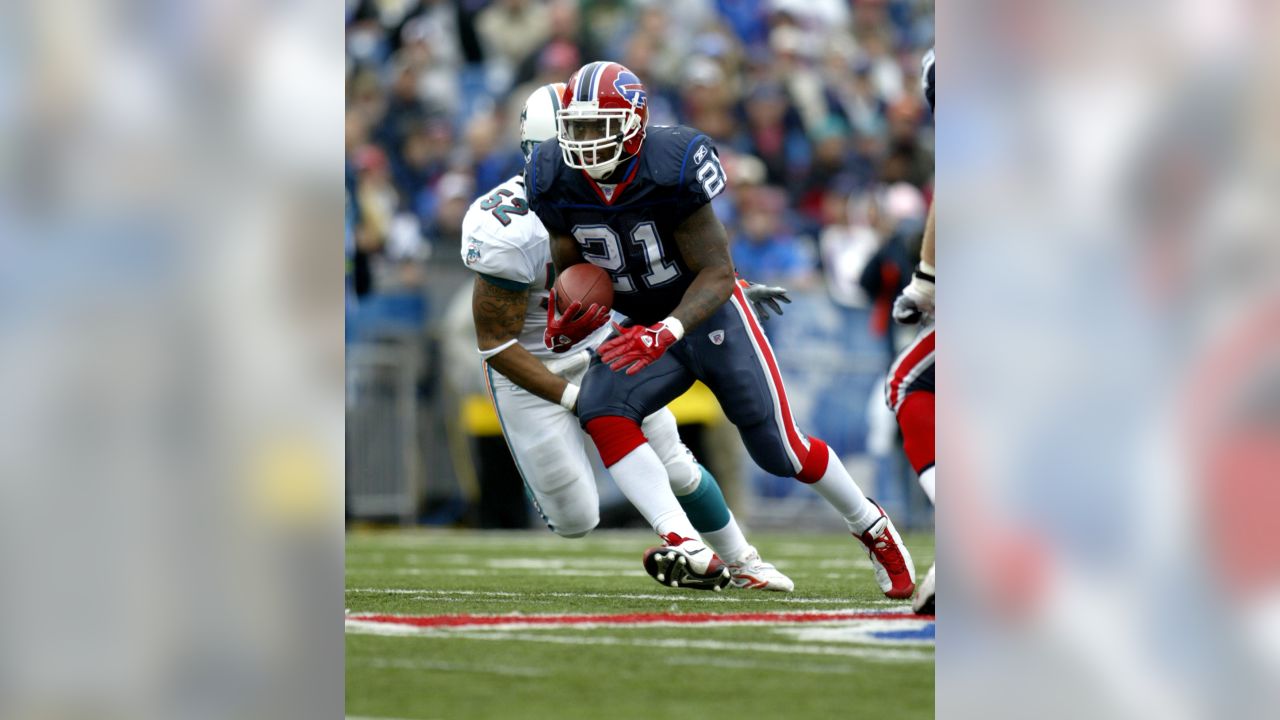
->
[346,0,933,308]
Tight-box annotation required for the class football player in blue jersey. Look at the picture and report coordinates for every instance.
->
[526,61,916,599]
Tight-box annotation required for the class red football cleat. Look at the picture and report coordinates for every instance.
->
[857,501,917,599]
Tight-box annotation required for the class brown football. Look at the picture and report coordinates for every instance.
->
[553,263,614,316]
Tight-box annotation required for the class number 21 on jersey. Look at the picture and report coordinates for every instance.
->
[572,222,680,293]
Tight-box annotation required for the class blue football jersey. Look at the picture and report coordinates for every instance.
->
[526,125,728,325]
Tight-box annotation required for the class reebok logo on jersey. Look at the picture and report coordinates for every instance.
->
[708,330,725,345]
[694,144,708,164]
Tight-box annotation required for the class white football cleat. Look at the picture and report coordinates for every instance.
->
[725,546,794,592]
[913,562,935,615]
[856,500,916,599]
[642,533,731,592]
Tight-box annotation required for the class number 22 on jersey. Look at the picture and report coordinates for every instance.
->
[572,222,680,293]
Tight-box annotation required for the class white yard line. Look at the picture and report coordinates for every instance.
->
[663,654,861,675]
[347,715,441,720]
[349,657,548,678]
[424,630,934,664]
[347,568,649,578]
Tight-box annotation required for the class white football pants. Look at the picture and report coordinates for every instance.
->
[484,349,700,537]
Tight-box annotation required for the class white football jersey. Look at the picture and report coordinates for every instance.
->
[461,175,611,361]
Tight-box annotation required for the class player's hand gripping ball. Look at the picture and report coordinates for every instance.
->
[544,264,613,353]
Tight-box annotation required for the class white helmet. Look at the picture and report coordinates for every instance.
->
[520,83,565,161]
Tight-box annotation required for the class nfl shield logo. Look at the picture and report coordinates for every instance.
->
[708,330,725,345]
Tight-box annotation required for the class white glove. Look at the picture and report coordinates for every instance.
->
[892,264,935,324]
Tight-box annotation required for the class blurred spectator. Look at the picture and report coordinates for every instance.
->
[820,186,880,308]
[738,83,809,188]
[829,57,889,143]
[424,171,474,250]
[511,0,583,87]
[857,181,928,343]
[769,24,828,136]
[477,0,552,76]
[731,186,818,288]
[379,56,432,149]
[398,14,463,118]
[462,110,522,195]
[396,119,452,211]
[352,145,396,259]
[795,117,855,223]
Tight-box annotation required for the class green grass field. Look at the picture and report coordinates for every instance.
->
[347,528,934,720]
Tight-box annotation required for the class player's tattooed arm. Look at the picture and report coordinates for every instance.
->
[550,232,585,274]
[670,203,736,330]
[472,276,570,405]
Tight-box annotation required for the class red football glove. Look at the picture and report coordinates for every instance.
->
[544,288,610,353]
[597,319,684,375]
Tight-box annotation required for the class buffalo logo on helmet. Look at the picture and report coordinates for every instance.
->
[613,70,647,110]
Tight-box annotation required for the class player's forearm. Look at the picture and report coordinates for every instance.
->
[485,344,571,406]
[921,204,935,268]
[474,276,571,406]
[550,233,584,274]
[670,265,735,331]
[671,203,735,330]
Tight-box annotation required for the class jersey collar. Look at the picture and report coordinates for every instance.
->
[582,155,640,206]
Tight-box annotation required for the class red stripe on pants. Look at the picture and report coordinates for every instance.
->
[888,329,935,411]
[729,284,811,468]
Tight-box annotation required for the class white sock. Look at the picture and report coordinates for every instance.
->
[807,445,879,535]
[609,444,698,540]
[700,512,751,562]
[919,466,935,505]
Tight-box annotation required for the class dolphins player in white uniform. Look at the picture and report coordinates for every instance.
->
[462,84,792,592]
